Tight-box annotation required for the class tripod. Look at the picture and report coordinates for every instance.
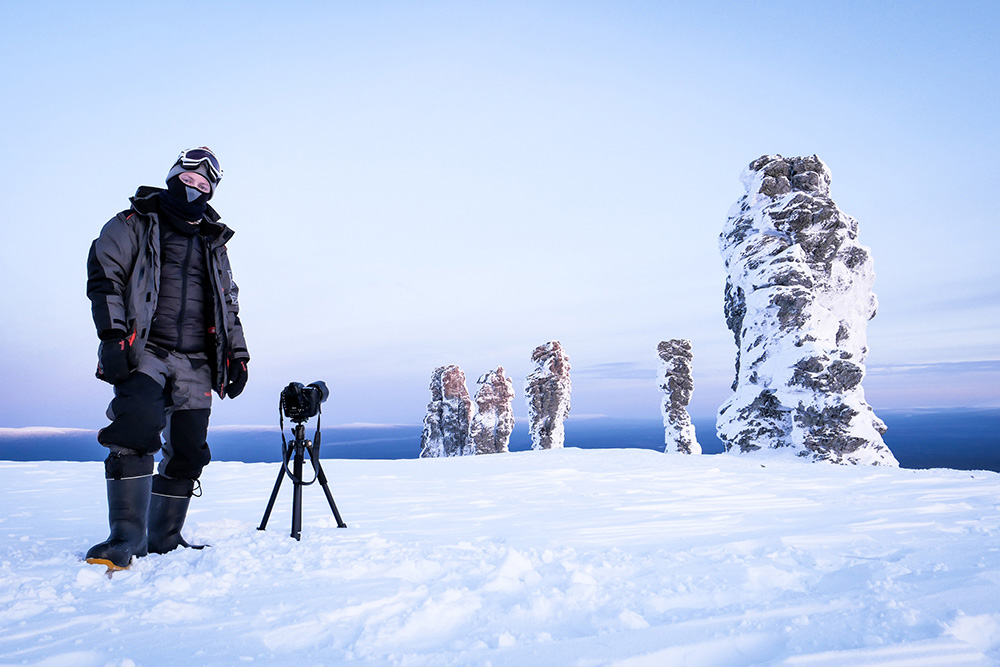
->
[258,414,347,540]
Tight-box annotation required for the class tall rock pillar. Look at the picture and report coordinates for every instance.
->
[524,341,572,450]
[657,339,700,455]
[717,155,897,466]
[420,365,473,458]
[469,367,516,455]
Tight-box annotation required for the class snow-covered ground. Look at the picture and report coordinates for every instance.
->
[1,448,998,666]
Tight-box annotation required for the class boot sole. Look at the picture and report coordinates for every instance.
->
[85,557,132,575]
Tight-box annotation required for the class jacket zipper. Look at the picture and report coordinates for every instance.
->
[176,235,194,348]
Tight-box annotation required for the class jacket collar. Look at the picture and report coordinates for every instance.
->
[130,186,234,243]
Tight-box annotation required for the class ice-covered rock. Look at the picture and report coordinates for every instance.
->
[469,367,516,455]
[524,341,572,450]
[419,365,474,458]
[657,339,700,455]
[717,154,897,466]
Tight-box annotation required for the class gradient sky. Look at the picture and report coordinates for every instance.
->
[1,1,997,429]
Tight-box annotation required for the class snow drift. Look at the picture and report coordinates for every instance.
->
[1,449,998,665]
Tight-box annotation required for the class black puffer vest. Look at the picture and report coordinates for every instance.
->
[148,208,212,353]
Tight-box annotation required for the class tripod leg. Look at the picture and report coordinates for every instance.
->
[291,447,305,541]
[314,460,347,528]
[258,445,293,531]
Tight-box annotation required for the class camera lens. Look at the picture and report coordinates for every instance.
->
[308,381,330,404]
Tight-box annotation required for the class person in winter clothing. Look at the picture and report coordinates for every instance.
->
[85,147,249,569]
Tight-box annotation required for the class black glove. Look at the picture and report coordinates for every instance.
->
[99,332,132,385]
[225,357,249,398]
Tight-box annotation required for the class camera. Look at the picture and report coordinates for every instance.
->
[261,379,346,537]
[280,381,329,422]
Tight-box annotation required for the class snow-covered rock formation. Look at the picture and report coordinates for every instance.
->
[419,365,473,458]
[718,154,897,466]
[657,339,700,455]
[524,341,572,450]
[469,367,516,455]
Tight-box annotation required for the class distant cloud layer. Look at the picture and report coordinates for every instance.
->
[572,362,655,380]
[868,360,1000,375]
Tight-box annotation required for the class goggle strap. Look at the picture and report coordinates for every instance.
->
[177,149,223,181]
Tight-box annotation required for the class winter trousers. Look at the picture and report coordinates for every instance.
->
[98,348,213,481]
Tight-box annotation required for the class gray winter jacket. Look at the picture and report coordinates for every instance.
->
[87,186,249,397]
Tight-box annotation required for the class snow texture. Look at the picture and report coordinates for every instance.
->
[1,451,998,666]
[419,365,473,458]
[657,339,700,455]
[718,154,897,466]
[524,341,572,450]
[469,366,515,455]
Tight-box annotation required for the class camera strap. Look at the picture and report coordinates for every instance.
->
[278,402,322,486]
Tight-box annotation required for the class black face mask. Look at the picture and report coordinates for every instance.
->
[160,175,210,221]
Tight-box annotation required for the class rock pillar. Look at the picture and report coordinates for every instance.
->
[420,365,473,458]
[717,155,897,465]
[524,341,572,450]
[657,339,700,455]
[469,367,515,455]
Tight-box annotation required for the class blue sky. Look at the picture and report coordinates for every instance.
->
[0,1,997,428]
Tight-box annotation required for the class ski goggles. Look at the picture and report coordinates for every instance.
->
[177,148,223,182]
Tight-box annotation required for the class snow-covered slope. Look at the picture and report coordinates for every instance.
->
[1,449,998,665]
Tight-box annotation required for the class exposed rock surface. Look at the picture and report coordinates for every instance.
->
[469,367,516,455]
[657,339,700,455]
[419,365,473,458]
[717,155,897,466]
[524,341,572,450]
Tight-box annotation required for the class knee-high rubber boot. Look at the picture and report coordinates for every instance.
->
[86,452,154,570]
[148,475,208,554]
